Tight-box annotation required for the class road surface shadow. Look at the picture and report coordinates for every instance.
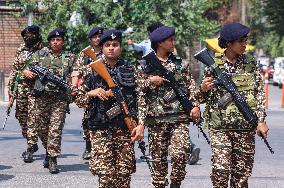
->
[0,136,23,141]
[0,174,15,181]
[59,163,89,172]
[33,153,78,160]
[0,165,12,171]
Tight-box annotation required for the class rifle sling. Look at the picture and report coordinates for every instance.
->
[12,55,33,96]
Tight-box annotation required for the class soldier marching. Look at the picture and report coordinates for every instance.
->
[3,21,271,188]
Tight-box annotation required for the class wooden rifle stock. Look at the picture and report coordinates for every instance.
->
[82,48,136,133]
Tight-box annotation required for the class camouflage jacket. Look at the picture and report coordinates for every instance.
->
[8,43,40,97]
[199,53,266,131]
[31,47,76,95]
[136,54,200,126]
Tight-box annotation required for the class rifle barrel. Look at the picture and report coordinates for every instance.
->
[2,116,8,130]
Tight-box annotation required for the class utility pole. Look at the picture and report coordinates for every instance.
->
[241,0,246,24]
[28,12,33,26]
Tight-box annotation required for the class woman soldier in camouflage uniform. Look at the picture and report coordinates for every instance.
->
[75,29,144,188]
[136,25,201,188]
[200,23,269,188]
[71,27,103,160]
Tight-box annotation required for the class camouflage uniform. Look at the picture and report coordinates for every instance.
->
[75,59,137,188]
[200,53,266,188]
[73,47,101,142]
[8,44,39,140]
[26,47,75,157]
[136,54,200,187]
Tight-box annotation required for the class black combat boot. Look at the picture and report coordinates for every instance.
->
[43,152,50,168]
[22,151,27,158]
[189,147,200,165]
[22,143,38,157]
[23,144,38,163]
[49,157,59,174]
[82,140,91,160]
[23,150,33,163]
[170,183,181,188]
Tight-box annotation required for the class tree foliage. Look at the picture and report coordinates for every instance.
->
[248,0,284,57]
[263,0,284,36]
[19,0,219,61]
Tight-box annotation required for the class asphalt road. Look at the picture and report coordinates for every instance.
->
[0,83,283,188]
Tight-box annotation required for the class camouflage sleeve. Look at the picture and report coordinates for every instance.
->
[71,52,85,78]
[74,79,91,108]
[255,64,266,123]
[135,69,151,125]
[196,67,212,103]
[186,72,200,108]
[7,50,21,92]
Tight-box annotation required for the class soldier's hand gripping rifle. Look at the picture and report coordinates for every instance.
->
[194,48,274,154]
[142,51,210,145]
[28,64,72,97]
[83,46,153,174]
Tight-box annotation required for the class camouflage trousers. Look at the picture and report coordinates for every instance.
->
[14,83,37,140]
[27,95,68,157]
[15,96,29,139]
[81,109,90,141]
[89,127,136,188]
[209,129,255,188]
[148,123,190,187]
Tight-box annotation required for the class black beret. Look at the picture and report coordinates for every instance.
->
[47,28,65,41]
[88,27,103,38]
[150,26,175,43]
[21,25,40,37]
[220,22,250,41]
[99,29,122,45]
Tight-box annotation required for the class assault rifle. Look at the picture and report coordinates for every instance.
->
[142,51,210,145]
[194,48,274,154]
[29,64,72,97]
[83,46,154,174]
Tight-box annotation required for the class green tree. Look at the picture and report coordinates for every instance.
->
[248,0,284,57]
[263,0,284,36]
[20,0,219,61]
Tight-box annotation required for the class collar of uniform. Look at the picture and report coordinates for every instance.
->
[49,47,63,58]
[157,52,173,65]
[221,52,245,65]
[105,58,124,69]
[90,45,102,56]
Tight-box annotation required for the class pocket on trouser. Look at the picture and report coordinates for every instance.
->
[209,110,223,129]
[89,131,115,176]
